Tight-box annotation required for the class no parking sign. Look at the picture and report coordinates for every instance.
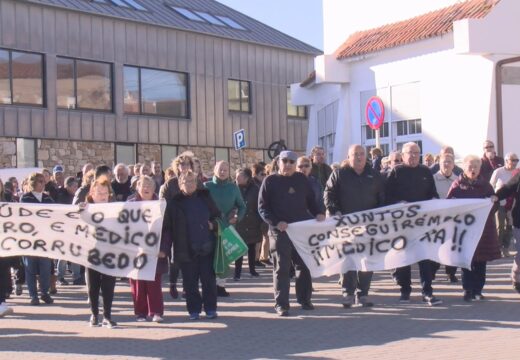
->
[365,96,385,130]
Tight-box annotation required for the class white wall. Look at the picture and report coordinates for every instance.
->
[501,83,520,156]
[323,0,461,54]
[341,35,497,160]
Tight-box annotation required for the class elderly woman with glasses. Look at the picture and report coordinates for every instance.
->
[297,156,325,213]
[447,155,501,302]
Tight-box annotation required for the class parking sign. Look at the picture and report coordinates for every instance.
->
[233,129,246,150]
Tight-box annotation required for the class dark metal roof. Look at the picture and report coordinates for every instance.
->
[24,0,322,55]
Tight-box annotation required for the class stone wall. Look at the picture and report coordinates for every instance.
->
[38,139,114,175]
[0,137,16,168]
[137,144,161,164]
[0,136,269,179]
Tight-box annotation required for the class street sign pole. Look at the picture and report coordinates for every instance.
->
[375,129,380,149]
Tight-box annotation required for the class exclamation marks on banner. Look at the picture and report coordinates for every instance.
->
[451,227,467,253]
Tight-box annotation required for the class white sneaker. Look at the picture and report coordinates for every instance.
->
[152,314,164,323]
[0,303,14,317]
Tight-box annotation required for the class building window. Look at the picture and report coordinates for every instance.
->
[228,79,251,113]
[215,147,229,162]
[92,0,147,11]
[396,119,422,136]
[57,57,112,111]
[161,145,177,170]
[124,66,189,118]
[115,143,136,165]
[16,138,37,167]
[287,87,306,119]
[364,122,389,140]
[0,49,44,106]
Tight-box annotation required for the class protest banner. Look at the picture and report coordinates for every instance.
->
[0,200,166,280]
[285,199,493,278]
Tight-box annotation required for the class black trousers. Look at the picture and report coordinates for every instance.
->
[271,230,312,309]
[395,260,434,297]
[431,262,457,277]
[180,253,217,315]
[0,257,10,303]
[87,269,116,318]
[234,243,257,277]
[462,261,487,295]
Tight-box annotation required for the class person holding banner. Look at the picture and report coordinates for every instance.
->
[164,171,221,320]
[20,173,56,306]
[128,176,168,323]
[84,176,118,328]
[385,142,442,306]
[259,150,325,316]
[324,144,385,308]
[447,155,501,301]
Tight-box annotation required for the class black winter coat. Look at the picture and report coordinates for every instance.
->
[164,189,220,263]
[235,181,263,245]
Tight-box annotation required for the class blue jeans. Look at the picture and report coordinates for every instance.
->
[23,256,52,299]
[57,260,81,281]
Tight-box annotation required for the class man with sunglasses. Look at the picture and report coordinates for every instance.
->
[324,145,385,308]
[490,152,519,258]
[259,150,325,316]
[480,140,504,182]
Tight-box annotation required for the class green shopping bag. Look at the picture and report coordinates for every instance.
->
[213,220,248,278]
[221,223,248,263]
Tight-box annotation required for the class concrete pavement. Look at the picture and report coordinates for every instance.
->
[1,258,520,360]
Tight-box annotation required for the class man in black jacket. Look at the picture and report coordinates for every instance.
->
[324,145,385,308]
[385,142,441,306]
[259,150,325,316]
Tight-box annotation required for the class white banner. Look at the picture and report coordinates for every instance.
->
[286,199,493,278]
[0,200,166,280]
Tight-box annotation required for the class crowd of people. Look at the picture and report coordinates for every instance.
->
[0,140,519,324]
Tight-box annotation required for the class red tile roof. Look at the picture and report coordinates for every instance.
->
[335,0,500,60]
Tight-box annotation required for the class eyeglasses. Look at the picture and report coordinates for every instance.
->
[484,146,494,149]
[281,159,295,164]
[259,173,266,176]
[509,159,519,163]
[298,164,311,169]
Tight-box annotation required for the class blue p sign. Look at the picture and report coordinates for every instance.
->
[234,129,246,150]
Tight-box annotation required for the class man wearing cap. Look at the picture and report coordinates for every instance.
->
[258,150,325,316]
[53,165,65,188]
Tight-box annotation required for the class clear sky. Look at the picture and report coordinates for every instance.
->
[217,0,324,51]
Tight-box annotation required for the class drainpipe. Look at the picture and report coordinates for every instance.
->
[495,56,520,156]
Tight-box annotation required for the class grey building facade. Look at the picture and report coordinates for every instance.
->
[0,0,319,174]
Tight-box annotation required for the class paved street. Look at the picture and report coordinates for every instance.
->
[1,258,520,360]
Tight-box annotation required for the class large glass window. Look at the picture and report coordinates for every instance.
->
[16,138,37,167]
[57,57,112,111]
[228,79,250,113]
[161,145,177,170]
[396,119,422,136]
[287,87,306,118]
[0,49,43,106]
[364,122,389,140]
[115,143,136,165]
[124,66,189,118]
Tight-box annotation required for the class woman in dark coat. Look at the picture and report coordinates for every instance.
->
[233,168,263,280]
[447,155,501,302]
[164,171,221,320]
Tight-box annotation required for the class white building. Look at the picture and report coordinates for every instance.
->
[293,0,520,163]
